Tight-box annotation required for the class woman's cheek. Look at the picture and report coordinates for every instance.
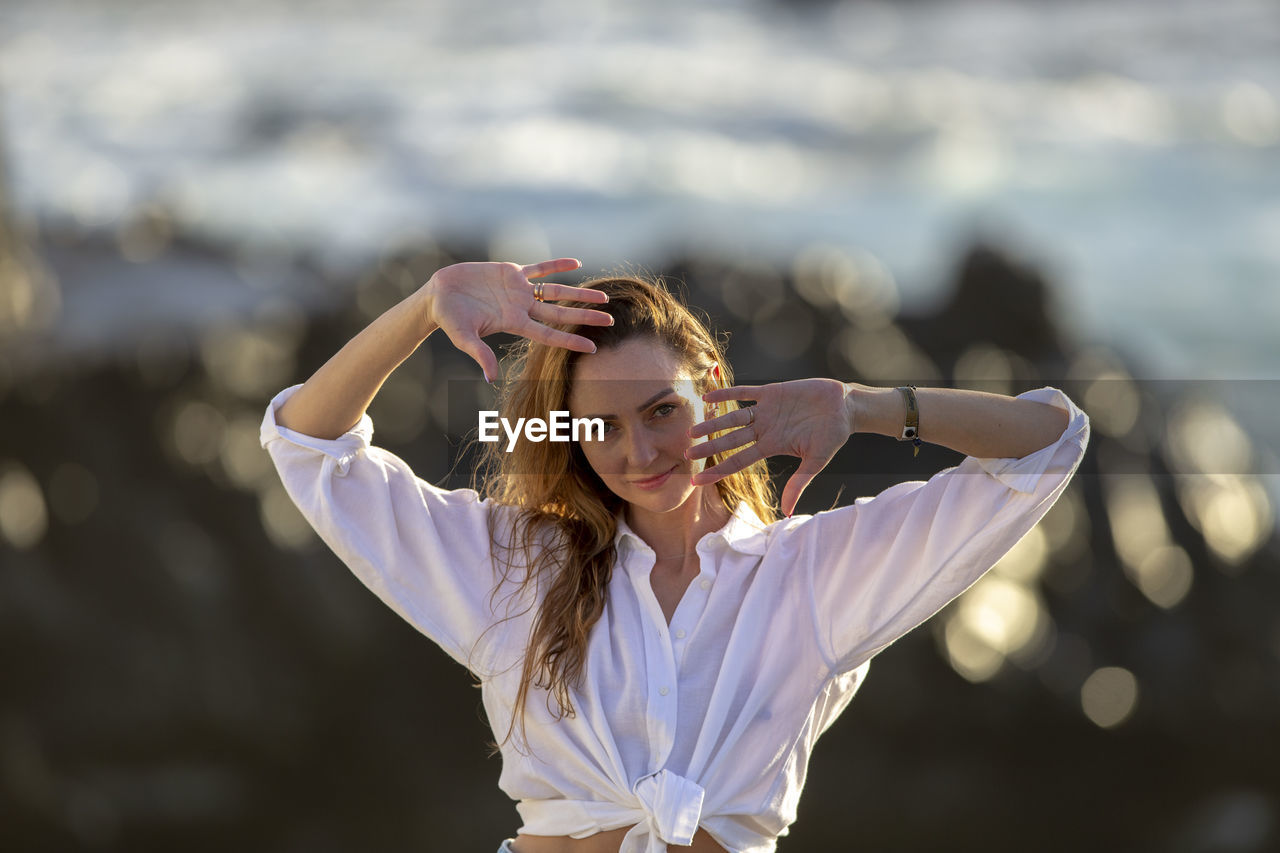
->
[593,443,628,477]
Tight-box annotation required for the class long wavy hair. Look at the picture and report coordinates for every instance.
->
[470,273,778,757]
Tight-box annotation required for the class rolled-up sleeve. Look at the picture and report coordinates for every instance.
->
[259,384,518,671]
[772,386,1090,674]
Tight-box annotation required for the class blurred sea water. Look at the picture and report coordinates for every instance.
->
[1,0,1277,382]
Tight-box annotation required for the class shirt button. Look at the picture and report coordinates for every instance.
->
[675,629,686,639]
[699,579,710,589]
[659,686,670,696]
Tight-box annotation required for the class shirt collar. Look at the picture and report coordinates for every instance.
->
[613,500,770,560]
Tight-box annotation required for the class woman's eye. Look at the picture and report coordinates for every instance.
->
[597,404,675,436]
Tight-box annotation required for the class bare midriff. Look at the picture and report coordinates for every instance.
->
[510,825,727,853]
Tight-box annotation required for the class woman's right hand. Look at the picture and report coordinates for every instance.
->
[420,259,612,383]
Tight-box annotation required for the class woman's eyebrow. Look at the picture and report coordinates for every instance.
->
[581,387,676,421]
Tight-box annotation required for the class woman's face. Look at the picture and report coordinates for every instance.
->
[567,336,713,515]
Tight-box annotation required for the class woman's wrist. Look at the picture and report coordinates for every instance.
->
[842,383,906,439]
[844,383,1072,458]
[412,279,441,340]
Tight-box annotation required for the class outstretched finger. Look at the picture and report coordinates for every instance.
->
[780,458,826,518]
[686,423,756,461]
[516,317,599,354]
[702,384,762,405]
[530,301,615,328]
[522,258,581,279]
[690,443,766,487]
[446,328,500,384]
[529,281,610,305]
[689,404,755,440]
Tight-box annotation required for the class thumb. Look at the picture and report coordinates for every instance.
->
[447,329,500,384]
[781,458,825,518]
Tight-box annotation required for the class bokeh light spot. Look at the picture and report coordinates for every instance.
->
[992,525,1049,584]
[1083,369,1141,439]
[1223,80,1280,146]
[1133,544,1194,610]
[835,323,941,384]
[1164,399,1253,477]
[942,616,1005,683]
[954,343,1015,396]
[258,482,314,550]
[0,463,49,550]
[1039,483,1091,568]
[942,573,1051,681]
[1081,666,1139,729]
[171,400,228,467]
[1176,474,1273,571]
[200,327,297,400]
[220,415,275,491]
[1104,474,1172,578]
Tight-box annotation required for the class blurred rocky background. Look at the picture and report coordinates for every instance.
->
[2,1,1279,852]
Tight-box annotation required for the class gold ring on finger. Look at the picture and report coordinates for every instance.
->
[532,282,545,302]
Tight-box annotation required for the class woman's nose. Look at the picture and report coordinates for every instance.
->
[625,428,659,468]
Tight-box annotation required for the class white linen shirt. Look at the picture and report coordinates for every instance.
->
[260,384,1089,853]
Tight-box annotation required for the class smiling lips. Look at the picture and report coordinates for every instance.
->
[631,465,677,490]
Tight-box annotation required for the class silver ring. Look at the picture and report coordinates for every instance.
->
[746,407,755,426]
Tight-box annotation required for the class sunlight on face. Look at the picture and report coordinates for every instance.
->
[568,337,712,514]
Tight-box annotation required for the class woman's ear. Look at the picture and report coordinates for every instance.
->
[702,364,719,421]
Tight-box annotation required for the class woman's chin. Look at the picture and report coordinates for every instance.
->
[640,484,691,512]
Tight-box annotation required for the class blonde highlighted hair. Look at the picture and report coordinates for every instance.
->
[470,274,778,756]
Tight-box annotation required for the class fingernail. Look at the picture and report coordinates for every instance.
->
[591,344,597,353]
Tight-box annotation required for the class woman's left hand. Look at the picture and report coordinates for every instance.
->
[687,379,853,517]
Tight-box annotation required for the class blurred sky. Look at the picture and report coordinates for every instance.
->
[1,0,1278,385]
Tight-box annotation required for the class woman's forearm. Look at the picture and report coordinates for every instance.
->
[274,289,438,440]
[844,383,1070,460]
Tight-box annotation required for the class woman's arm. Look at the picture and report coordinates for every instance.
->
[843,383,1071,461]
[275,258,609,440]
[693,379,1079,517]
[259,259,611,671]
[773,385,1090,673]
[274,287,436,440]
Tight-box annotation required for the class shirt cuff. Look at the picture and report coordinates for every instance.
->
[970,386,1088,494]
[259,384,375,466]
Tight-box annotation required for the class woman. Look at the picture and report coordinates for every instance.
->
[260,258,1090,853]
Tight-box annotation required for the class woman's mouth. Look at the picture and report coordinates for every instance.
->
[631,466,676,490]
